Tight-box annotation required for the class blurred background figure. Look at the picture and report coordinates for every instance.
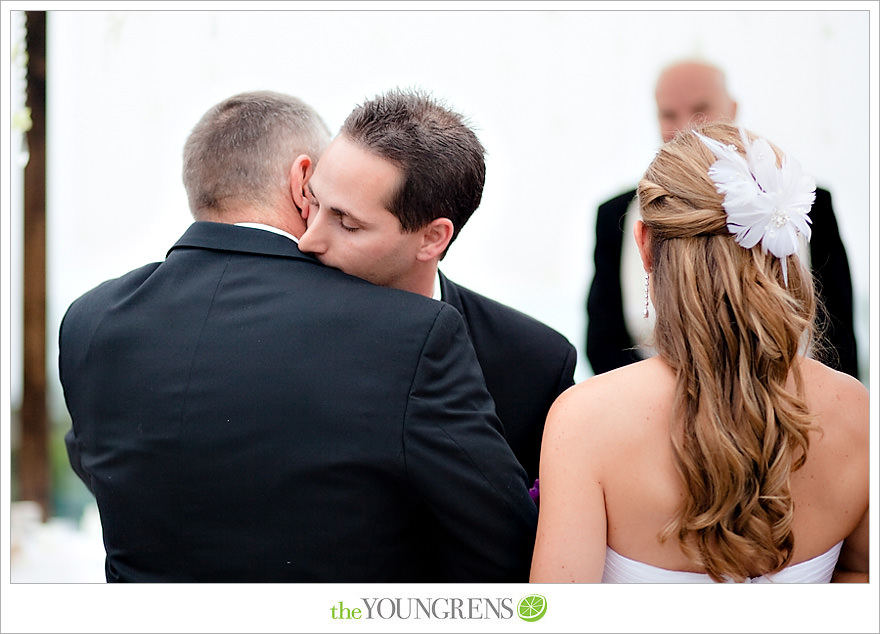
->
[585,59,859,378]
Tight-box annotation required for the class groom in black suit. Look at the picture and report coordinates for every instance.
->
[59,91,537,582]
[298,89,577,486]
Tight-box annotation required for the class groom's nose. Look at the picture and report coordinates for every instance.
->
[297,218,326,255]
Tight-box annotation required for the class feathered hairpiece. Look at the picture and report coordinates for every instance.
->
[693,128,815,286]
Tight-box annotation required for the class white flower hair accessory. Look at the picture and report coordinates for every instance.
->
[693,127,815,286]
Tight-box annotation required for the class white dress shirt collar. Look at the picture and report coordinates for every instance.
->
[234,222,299,243]
[433,271,443,301]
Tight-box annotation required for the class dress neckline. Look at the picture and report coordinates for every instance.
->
[602,541,843,583]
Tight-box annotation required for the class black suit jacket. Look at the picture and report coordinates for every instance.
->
[60,222,537,582]
[439,273,577,483]
[586,187,859,377]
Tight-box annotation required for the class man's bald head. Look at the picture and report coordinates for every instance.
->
[655,61,738,143]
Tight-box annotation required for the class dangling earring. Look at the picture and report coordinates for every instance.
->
[643,272,650,319]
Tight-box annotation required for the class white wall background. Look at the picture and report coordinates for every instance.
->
[6,5,874,414]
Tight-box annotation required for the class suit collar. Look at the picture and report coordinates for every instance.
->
[437,271,474,341]
[437,271,461,304]
[438,270,463,312]
[168,221,318,263]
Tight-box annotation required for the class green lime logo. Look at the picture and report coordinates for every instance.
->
[517,594,547,622]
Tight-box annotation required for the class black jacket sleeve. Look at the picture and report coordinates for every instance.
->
[403,303,538,582]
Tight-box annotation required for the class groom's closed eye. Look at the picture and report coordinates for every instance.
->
[331,209,360,232]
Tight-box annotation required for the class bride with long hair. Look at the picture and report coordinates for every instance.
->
[530,121,868,583]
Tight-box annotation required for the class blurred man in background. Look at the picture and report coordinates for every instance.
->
[586,59,858,378]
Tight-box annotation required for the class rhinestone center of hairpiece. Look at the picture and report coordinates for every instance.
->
[771,208,789,228]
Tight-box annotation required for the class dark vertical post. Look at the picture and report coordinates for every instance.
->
[20,10,49,520]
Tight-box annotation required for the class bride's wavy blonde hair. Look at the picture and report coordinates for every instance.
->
[638,122,818,582]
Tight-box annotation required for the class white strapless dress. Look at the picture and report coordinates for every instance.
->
[602,541,843,583]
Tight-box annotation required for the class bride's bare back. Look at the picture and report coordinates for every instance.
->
[530,355,868,582]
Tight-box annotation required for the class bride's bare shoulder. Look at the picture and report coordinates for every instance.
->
[546,357,674,435]
[800,357,867,394]
[568,356,672,396]
[799,357,868,438]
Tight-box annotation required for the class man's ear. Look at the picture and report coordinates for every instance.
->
[289,154,314,220]
[416,218,455,262]
[634,219,653,272]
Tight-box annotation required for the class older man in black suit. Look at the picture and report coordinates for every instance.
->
[298,89,577,486]
[586,60,858,378]
[59,91,537,582]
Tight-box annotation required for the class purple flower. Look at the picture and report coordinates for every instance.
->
[528,478,540,504]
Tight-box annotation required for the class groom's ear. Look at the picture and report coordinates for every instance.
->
[289,154,314,218]
[416,218,455,262]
